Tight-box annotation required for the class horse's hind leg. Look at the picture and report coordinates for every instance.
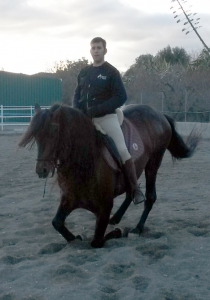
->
[52,195,76,242]
[132,151,165,234]
[109,193,133,225]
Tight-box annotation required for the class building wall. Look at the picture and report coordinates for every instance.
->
[0,71,62,106]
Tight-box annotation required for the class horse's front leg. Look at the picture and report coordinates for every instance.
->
[109,193,133,225]
[52,195,76,242]
[91,203,113,248]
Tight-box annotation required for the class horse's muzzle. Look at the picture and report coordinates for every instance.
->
[36,161,51,179]
[36,167,49,179]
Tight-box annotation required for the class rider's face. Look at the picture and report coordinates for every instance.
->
[90,42,107,66]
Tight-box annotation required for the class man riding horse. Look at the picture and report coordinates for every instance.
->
[73,37,144,204]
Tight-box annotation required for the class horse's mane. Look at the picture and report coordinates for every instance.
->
[54,104,103,177]
[19,104,103,179]
[19,108,51,149]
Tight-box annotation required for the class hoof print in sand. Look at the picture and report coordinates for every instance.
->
[103,263,134,280]
[99,292,119,300]
[39,243,66,255]
[67,253,100,266]
[1,255,29,265]
[144,231,165,239]
[187,228,209,237]
[131,276,150,291]
[52,264,88,282]
[2,238,19,247]
[0,293,16,300]
[98,285,120,300]
[158,289,198,300]
[136,243,172,262]
[100,286,118,294]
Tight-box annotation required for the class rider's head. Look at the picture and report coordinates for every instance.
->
[90,37,107,49]
[90,37,107,66]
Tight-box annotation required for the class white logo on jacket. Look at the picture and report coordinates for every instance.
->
[97,74,107,80]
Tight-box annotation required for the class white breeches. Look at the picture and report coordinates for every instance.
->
[92,113,131,164]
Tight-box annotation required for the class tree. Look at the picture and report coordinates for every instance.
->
[190,49,210,70]
[48,58,90,104]
[124,54,154,80]
[156,45,190,66]
[123,45,210,121]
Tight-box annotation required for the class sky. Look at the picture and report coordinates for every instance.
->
[0,0,209,75]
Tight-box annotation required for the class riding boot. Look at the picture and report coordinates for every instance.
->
[123,158,145,204]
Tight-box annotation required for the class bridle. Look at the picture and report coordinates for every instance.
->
[36,157,60,177]
[35,121,61,177]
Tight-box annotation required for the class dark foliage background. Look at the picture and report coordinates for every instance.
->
[49,46,210,122]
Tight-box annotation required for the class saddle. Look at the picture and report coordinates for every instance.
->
[100,111,144,172]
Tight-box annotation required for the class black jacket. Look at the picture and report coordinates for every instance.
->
[73,62,127,118]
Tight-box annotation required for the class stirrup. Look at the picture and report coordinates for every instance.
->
[133,184,145,205]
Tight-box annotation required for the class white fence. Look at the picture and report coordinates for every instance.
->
[0,105,49,131]
[133,92,210,123]
[1,106,210,138]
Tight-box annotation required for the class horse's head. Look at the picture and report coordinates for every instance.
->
[19,102,102,181]
[19,103,60,179]
[35,104,61,178]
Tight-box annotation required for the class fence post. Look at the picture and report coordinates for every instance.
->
[1,105,3,131]
[185,92,188,122]
[141,92,143,105]
[30,105,33,120]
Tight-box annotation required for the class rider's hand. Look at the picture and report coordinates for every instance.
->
[86,106,98,118]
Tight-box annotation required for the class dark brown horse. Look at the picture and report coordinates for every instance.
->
[19,103,199,248]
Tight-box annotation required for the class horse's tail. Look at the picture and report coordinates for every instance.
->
[164,114,200,160]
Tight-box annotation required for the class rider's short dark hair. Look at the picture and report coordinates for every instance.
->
[90,37,106,49]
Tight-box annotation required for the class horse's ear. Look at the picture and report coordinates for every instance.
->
[34,103,41,114]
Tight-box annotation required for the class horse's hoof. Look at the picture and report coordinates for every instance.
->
[122,227,131,237]
[91,239,104,248]
[109,216,120,225]
[109,217,116,225]
[114,228,122,238]
[105,228,122,241]
[130,227,143,235]
[75,234,86,241]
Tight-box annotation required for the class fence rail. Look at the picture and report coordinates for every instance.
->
[129,91,210,123]
[0,105,49,131]
[1,105,210,131]
[162,110,210,123]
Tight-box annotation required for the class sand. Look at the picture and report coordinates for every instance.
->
[0,133,210,300]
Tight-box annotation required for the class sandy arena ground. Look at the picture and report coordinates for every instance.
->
[0,133,210,300]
